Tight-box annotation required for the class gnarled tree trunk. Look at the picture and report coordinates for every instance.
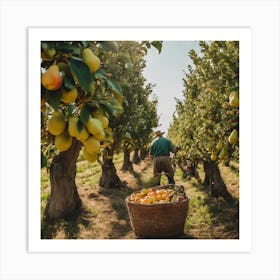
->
[99,146,123,188]
[132,148,141,164]
[203,160,234,202]
[121,148,134,172]
[45,139,82,219]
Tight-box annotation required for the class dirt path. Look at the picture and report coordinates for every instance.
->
[41,157,239,239]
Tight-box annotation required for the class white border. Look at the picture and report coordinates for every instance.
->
[28,27,252,253]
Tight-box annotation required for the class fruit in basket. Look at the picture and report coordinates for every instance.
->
[129,186,186,205]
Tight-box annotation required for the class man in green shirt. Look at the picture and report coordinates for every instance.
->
[149,130,176,185]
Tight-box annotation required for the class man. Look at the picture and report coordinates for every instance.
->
[149,130,176,186]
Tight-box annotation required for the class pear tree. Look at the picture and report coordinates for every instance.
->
[96,41,162,187]
[41,41,123,219]
[169,41,239,201]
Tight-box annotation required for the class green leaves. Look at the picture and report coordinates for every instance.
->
[97,41,118,53]
[170,41,239,163]
[69,57,92,92]
[46,91,62,111]
[94,69,123,101]
[150,41,162,54]
[79,104,91,125]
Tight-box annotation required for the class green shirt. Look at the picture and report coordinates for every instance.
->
[149,137,175,157]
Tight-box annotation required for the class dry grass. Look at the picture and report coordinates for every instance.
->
[41,153,239,239]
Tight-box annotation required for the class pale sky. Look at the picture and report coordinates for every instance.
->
[143,41,201,133]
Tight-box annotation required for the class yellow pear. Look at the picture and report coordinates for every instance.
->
[68,116,89,141]
[229,91,239,108]
[76,125,89,141]
[55,133,72,152]
[216,140,223,151]
[92,112,109,128]
[85,117,103,136]
[48,111,66,135]
[228,129,238,144]
[41,65,63,91]
[82,48,100,73]
[61,88,78,104]
[94,131,105,141]
[218,147,228,160]
[82,136,101,154]
[68,116,79,137]
[210,151,217,161]
[83,148,98,163]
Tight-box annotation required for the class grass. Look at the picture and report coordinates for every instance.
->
[41,152,239,239]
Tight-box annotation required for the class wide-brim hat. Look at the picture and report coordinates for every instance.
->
[153,130,165,137]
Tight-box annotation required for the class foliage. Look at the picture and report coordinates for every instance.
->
[169,41,239,164]
[41,41,162,167]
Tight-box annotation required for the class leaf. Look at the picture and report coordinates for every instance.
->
[41,152,48,168]
[94,68,107,79]
[47,91,62,111]
[69,57,92,92]
[77,119,84,133]
[94,69,123,97]
[98,41,118,53]
[81,41,89,48]
[79,104,91,125]
[63,75,75,89]
[55,42,79,54]
[125,62,133,69]
[151,41,162,53]
[66,104,77,116]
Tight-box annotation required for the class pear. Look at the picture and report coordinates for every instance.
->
[210,151,217,161]
[55,133,72,152]
[68,116,79,137]
[229,91,239,108]
[216,140,223,151]
[93,131,105,141]
[92,111,109,128]
[218,147,228,160]
[41,65,63,91]
[82,48,100,73]
[85,117,104,136]
[76,125,89,141]
[48,111,66,135]
[228,129,238,144]
[83,148,98,163]
[82,136,101,154]
[68,116,89,141]
[61,88,78,104]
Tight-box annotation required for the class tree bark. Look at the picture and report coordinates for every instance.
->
[45,139,82,219]
[203,160,234,202]
[140,148,147,160]
[132,148,141,164]
[99,147,123,188]
[121,148,134,172]
[203,161,211,186]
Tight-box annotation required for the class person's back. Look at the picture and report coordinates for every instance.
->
[150,137,174,157]
[149,130,176,185]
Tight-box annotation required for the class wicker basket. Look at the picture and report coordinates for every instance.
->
[126,185,189,238]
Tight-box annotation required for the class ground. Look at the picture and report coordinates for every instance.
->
[41,154,239,239]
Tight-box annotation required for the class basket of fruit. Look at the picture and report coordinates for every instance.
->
[126,185,189,238]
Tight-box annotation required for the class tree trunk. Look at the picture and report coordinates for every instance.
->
[203,161,211,186]
[99,147,123,188]
[132,148,141,164]
[140,148,147,160]
[203,161,234,202]
[121,148,134,172]
[45,139,82,219]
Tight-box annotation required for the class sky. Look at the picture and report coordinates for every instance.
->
[143,41,201,133]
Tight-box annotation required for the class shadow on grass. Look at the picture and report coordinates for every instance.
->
[99,186,135,238]
[41,206,94,239]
